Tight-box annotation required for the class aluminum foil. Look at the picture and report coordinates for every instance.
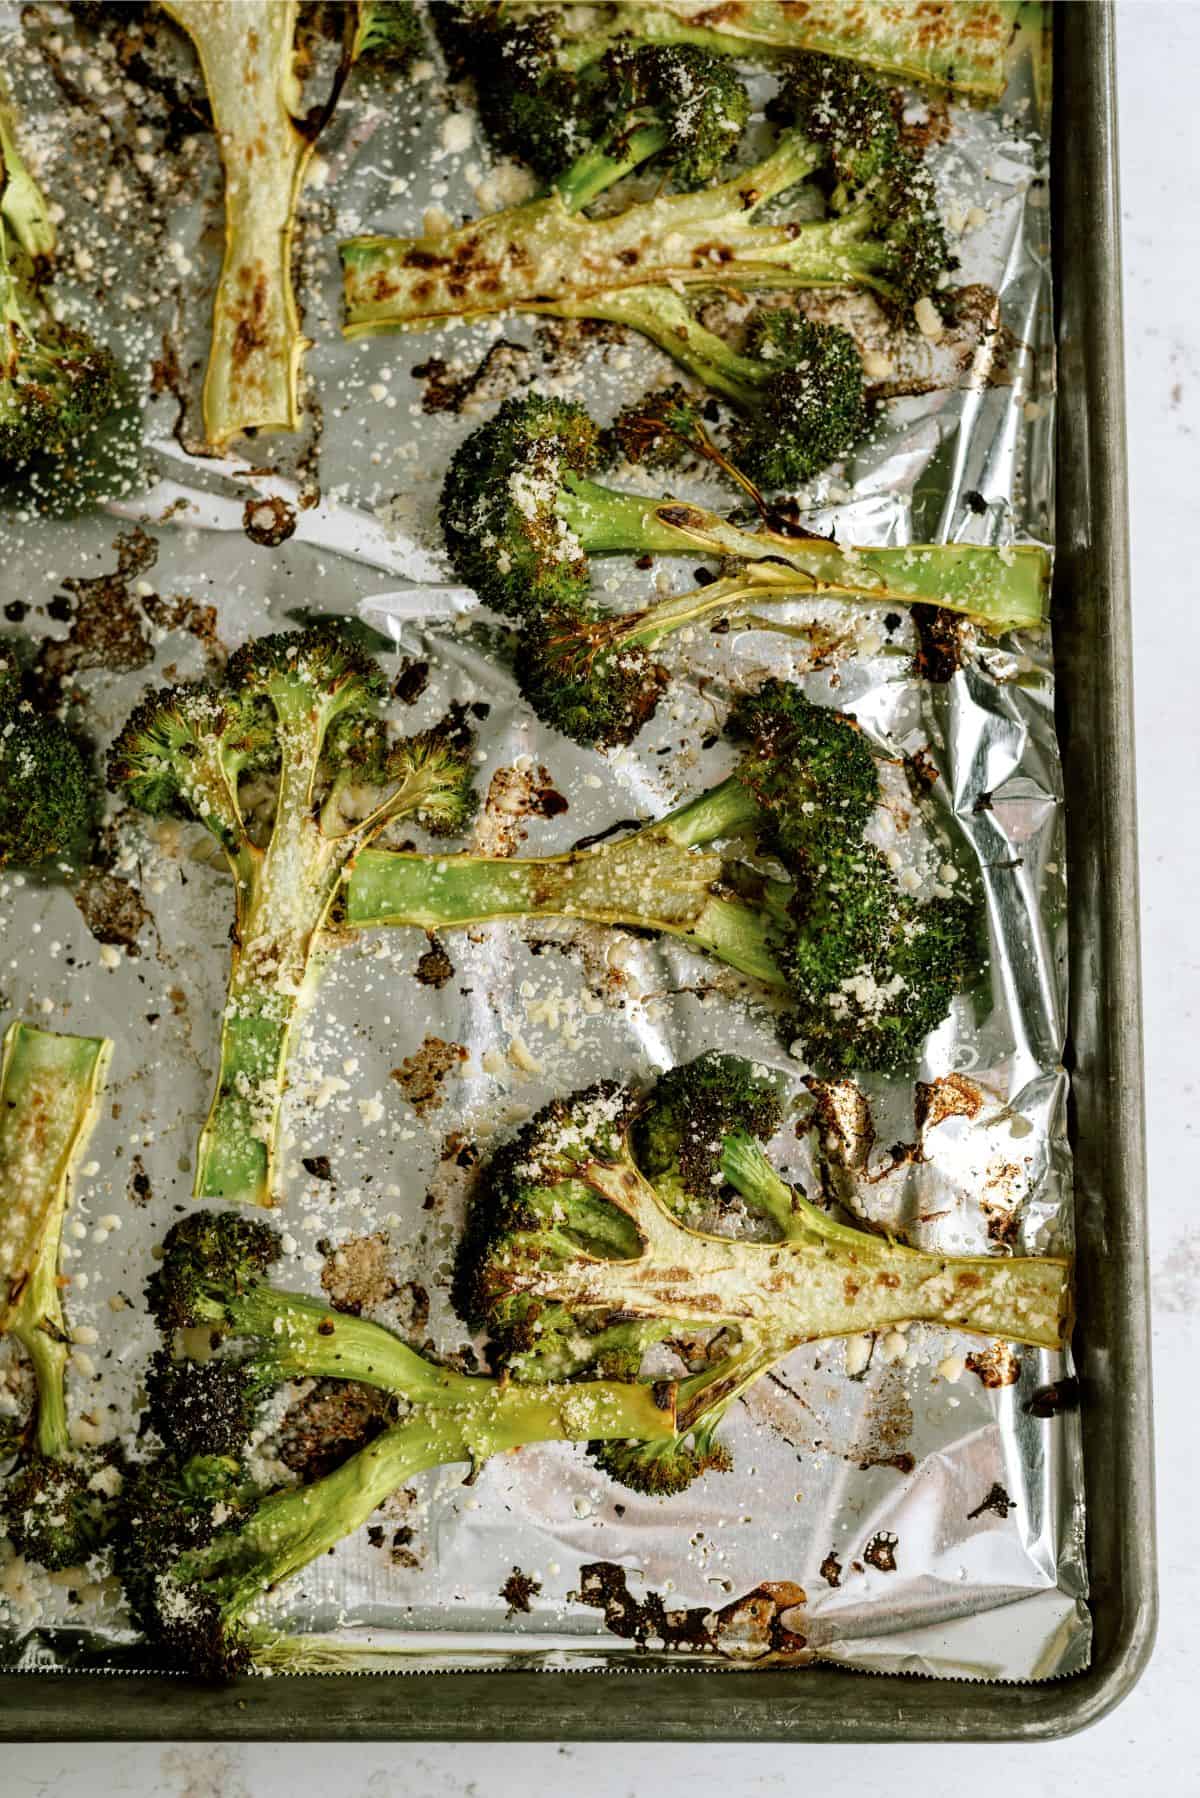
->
[0,4,1086,1680]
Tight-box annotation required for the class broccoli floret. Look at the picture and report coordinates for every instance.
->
[121,1210,680,1677]
[0,695,92,869]
[353,0,423,69]
[343,682,983,1073]
[513,604,669,752]
[0,82,120,471]
[631,1051,784,1220]
[0,1022,115,1570]
[108,626,477,1205]
[439,394,1047,639]
[342,51,951,336]
[457,1060,1072,1495]
[555,45,749,211]
[605,383,709,471]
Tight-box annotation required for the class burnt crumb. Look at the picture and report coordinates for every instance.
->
[470,702,490,720]
[965,489,989,515]
[302,1154,334,1183]
[320,1232,396,1315]
[242,495,297,547]
[391,1526,420,1569]
[863,1531,899,1573]
[74,871,153,955]
[415,937,454,989]
[967,1481,1015,1520]
[46,594,73,623]
[440,1131,478,1170]
[501,1566,542,1618]
[277,1380,394,1480]
[390,1036,468,1116]
[367,1525,385,1549]
[972,790,995,814]
[392,657,430,705]
[126,1156,153,1208]
[904,748,941,794]
[966,1342,1020,1388]
[914,1072,983,1135]
[413,339,532,414]
[1025,1376,1081,1419]
[819,1551,842,1588]
[911,604,967,683]
[574,1563,809,1664]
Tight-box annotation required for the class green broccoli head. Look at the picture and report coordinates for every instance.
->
[590,1429,732,1497]
[727,678,879,867]
[514,606,669,752]
[604,43,750,190]
[782,844,980,1073]
[0,1443,123,1571]
[776,50,900,189]
[223,626,385,722]
[353,0,424,69]
[733,311,868,488]
[631,1052,784,1216]
[0,314,120,469]
[105,682,269,844]
[146,1211,282,1335]
[459,8,604,178]
[439,394,605,620]
[0,704,91,868]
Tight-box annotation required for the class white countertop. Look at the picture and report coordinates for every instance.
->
[10,4,1197,1791]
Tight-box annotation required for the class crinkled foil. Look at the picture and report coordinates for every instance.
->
[0,4,1086,1680]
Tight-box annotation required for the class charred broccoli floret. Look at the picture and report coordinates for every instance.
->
[455,1060,1072,1495]
[0,81,119,471]
[344,680,984,1074]
[0,1022,116,1570]
[342,53,951,336]
[120,1211,678,1676]
[107,626,477,1205]
[353,0,423,68]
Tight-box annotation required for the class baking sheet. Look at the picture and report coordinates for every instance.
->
[0,1,1086,1680]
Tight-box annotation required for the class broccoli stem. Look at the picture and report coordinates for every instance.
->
[172,1377,677,1636]
[557,473,726,556]
[564,1159,1072,1351]
[161,1,342,446]
[556,123,672,213]
[547,1,1019,98]
[344,777,789,986]
[540,284,776,408]
[340,136,824,335]
[0,1023,111,1461]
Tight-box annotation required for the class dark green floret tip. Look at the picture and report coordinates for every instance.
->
[589,1432,733,1497]
[145,1352,272,1462]
[514,607,669,751]
[353,0,424,69]
[604,384,708,470]
[0,1445,123,1570]
[145,1211,282,1333]
[0,702,91,867]
[633,1052,784,1208]
[733,313,867,488]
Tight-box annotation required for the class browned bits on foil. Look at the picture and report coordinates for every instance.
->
[500,1567,542,1618]
[574,1563,810,1663]
[914,1072,984,1134]
[967,1482,1016,1520]
[911,603,968,682]
[414,937,454,989]
[277,1380,394,1480]
[819,1551,842,1589]
[320,1232,397,1316]
[390,1037,468,1116]
[966,1342,1020,1388]
[863,1531,899,1573]
[126,1155,153,1208]
[74,871,153,954]
[242,495,297,547]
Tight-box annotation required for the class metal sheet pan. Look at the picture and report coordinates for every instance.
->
[0,0,1155,1740]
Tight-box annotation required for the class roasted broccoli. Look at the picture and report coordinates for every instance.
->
[0,80,119,470]
[342,53,950,336]
[161,1,354,447]
[121,1213,676,1675]
[440,393,1050,668]
[344,680,983,1074]
[107,626,477,1205]
[0,1021,117,1570]
[0,672,92,868]
[438,2,1018,102]
[593,292,869,489]
[455,1058,1072,1494]
[353,0,424,69]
